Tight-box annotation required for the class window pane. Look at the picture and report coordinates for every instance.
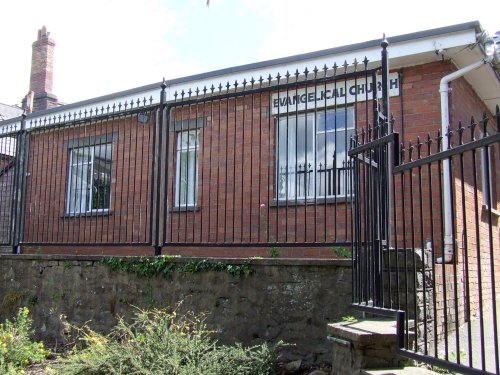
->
[277,107,354,200]
[67,143,112,213]
[277,113,314,199]
[71,147,91,165]
[179,131,199,150]
[68,160,91,213]
[178,150,198,205]
[176,130,199,206]
[91,144,112,210]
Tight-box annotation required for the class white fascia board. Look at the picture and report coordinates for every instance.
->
[165,29,477,100]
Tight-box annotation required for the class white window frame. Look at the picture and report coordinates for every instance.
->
[175,130,199,207]
[66,144,112,214]
[276,107,354,200]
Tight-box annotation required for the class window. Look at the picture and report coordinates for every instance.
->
[67,143,112,214]
[175,130,199,207]
[276,108,354,200]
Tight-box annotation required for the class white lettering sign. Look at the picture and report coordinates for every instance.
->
[271,73,399,114]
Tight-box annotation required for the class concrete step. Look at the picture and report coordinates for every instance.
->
[328,318,413,375]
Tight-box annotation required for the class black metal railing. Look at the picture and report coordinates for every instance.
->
[350,105,500,374]
[0,58,385,250]
[158,63,381,248]
[0,100,159,247]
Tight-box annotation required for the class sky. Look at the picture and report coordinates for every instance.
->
[0,0,498,107]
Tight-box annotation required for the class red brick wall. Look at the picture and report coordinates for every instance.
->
[17,60,498,263]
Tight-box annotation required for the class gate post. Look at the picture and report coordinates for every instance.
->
[152,81,167,255]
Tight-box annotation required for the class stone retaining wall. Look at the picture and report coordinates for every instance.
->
[0,255,354,364]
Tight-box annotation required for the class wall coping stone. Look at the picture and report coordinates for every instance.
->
[0,254,351,267]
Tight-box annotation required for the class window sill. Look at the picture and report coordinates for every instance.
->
[483,204,500,218]
[62,210,112,218]
[270,196,352,207]
[171,205,199,213]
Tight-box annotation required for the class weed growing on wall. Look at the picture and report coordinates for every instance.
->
[0,307,48,374]
[331,246,352,258]
[57,307,281,375]
[101,256,255,279]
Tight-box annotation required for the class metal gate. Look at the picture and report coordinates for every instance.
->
[350,40,500,374]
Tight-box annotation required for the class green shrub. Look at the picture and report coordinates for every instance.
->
[0,307,48,374]
[58,307,280,375]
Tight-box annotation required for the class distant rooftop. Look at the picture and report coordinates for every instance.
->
[0,103,23,121]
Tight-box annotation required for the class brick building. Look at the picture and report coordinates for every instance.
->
[0,20,499,373]
[0,21,498,258]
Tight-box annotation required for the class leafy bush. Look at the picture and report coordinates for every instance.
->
[58,307,280,375]
[0,307,48,374]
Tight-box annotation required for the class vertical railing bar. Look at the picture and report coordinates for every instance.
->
[293,73,298,243]
[257,82,263,243]
[322,69,328,243]
[169,105,177,244]
[86,115,94,243]
[232,91,237,242]
[240,89,246,243]
[181,97,188,243]
[400,166,409,347]
[445,134,461,365]
[95,114,104,244]
[11,114,26,251]
[192,103,199,243]
[31,121,39,244]
[470,128,486,371]
[110,112,120,244]
[48,119,58,243]
[343,71,349,245]
[304,73,310,243]
[422,135,439,358]
[312,72,318,244]
[138,106,148,243]
[118,111,128,244]
[284,74,289,243]
[392,155,399,310]
[417,151,428,355]
[192,102,199,243]
[436,137,449,360]
[408,154,418,351]
[153,83,166,250]
[208,93,215,243]
[216,88,222,243]
[76,119,86,245]
[41,126,51,244]
[71,123,79,244]
[224,86,230,243]
[131,107,140,243]
[482,130,499,375]
[458,138,473,367]
[199,94,206,243]
[10,128,19,248]
[18,121,29,249]
[333,75,338,242]
[249,88,255,243]
[267,77,272,243]
[163,104,172,245]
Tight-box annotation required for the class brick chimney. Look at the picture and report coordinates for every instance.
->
[23,26,59,112]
